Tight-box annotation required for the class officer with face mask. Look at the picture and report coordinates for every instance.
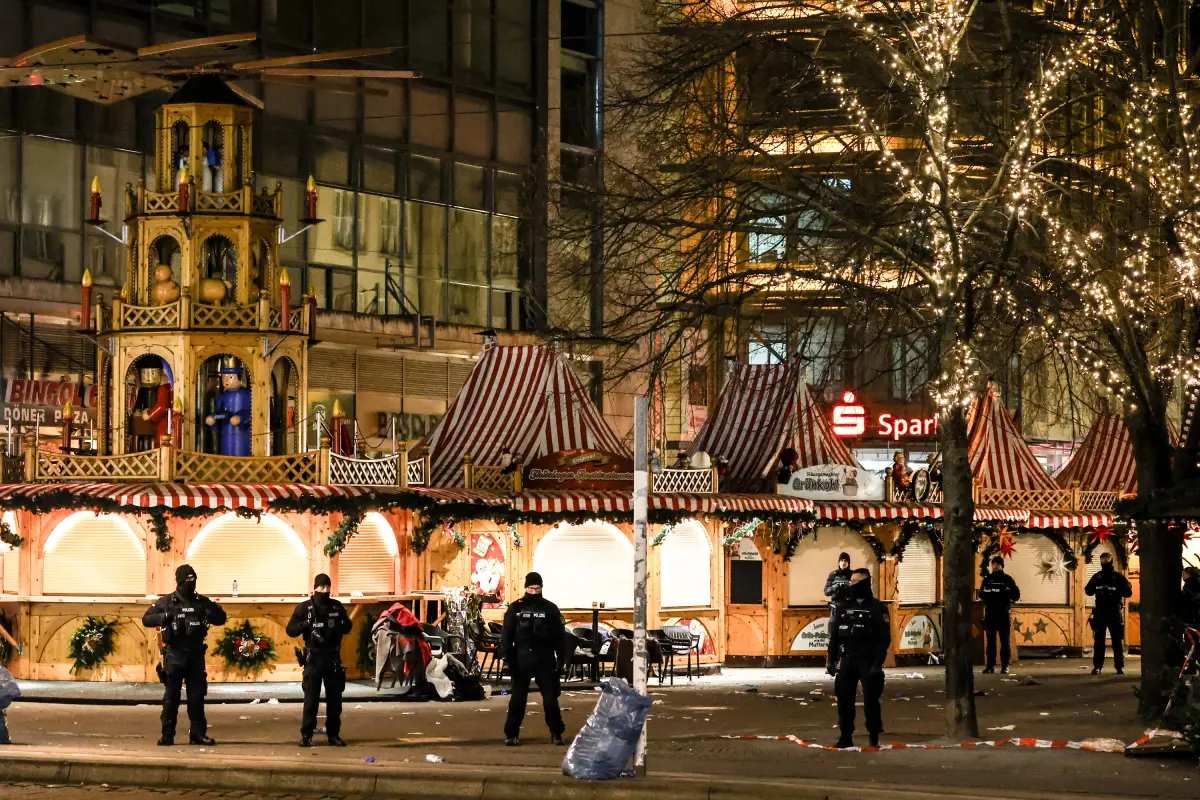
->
[826,569,891,749]
[500,572,567,746]
[979,556,1021,674]
[287,573,353,746]
[142,564,227,746]
[1085,552,1133,675]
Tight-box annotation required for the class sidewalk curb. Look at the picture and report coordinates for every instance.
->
[0,751,1172,800]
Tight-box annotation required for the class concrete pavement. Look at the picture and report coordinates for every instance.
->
[0,660,1195,799]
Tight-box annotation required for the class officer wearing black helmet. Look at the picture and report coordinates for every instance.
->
[1085,552,1132,675]
[500,571,567,746]
[142,564,227,746]
[979,556,1021,674]
[826,568,891,749]
[287,573,353,746]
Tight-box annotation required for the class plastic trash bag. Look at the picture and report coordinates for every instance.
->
[0,666,19,709]
[562,678,652,780]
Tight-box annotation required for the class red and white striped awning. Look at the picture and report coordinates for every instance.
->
[416,488,511,506]
[968,383,1058,491]
[1026,512,1112,529]
[513,491,632,515]
[689,364,856,492]
[650,494,718,513]
[714,494,814,514]
[811,502,942,521]
[974,508,1029,522]
[420,345,628,488]
[1055,414,1136,493]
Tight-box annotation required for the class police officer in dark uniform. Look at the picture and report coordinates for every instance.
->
[824,553,853,673]
[142,564,227,746]
[500,571,567,746]
[826,568,891,749]
[287,573,353,746]
[979,556,1020,674]
[1085,552,1132,675]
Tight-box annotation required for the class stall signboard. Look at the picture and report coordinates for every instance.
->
[523,449,635,489]
[777,464,884,501]
[790,616,831,652]
[469,532,505,609]
[901,614,941,651]
[666,617,717,656]
[2,377,98,428]
[732,537,761,561]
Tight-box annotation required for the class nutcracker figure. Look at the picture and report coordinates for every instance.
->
[205,357,252,456]
[131,358,172,451]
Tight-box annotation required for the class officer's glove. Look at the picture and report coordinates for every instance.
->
[826,662,837,677]
[869,664,884,678]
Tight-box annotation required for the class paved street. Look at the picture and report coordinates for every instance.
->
[0,659,1196,798]
[0,785,361,800]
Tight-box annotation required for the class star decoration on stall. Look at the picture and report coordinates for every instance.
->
[1037,553,1070,580]
[993,524,1016,558]
[1022,629,1036,642]
[1034,618,1049,634]
[1088,526,1114,547]
[1012,619,1023,632]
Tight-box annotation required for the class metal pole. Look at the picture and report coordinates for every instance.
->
[632,395,649,774]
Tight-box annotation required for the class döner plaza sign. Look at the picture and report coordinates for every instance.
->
[831,391,937,441]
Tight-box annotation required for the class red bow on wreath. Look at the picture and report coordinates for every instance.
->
[994,525,1016,558]
[1089,526,1114,547]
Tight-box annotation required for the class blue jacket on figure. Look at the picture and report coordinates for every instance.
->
[206,366,251,456]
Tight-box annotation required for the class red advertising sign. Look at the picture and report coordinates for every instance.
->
[832,392,937,441]
[523,449,635,489]
[470,531,505,608]
[2,377,98,427]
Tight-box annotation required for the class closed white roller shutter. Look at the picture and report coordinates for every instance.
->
[787,527,877,606]
[660,520,712,608]
[898,535,937,604]
[1006,534,1070,605]
[1083,542,1120,609]
[309,346,356,391]
[0,512,17,594]
[338,513,397,595]
[533,522,633,609]
[187,514,309,596]
[43,512,146,596]
[404,358,449,398]
[357,352,403,394]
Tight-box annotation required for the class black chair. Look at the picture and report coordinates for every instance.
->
[564,629,597,682]
[421,623,446,658]
[656,625,696,685]
[477,628,505,680]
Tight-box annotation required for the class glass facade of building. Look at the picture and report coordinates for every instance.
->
[0,0,539,330]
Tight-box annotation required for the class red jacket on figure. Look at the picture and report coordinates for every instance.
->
[142,384,172,445]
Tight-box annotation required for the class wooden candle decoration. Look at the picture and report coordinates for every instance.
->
[88,176,102,222]
[178,165,190,211]
[279,268,291,332]
[306,284,318,341]
[62,397,74,454]
[331,398,345,456]
[80,269,93,332]
[304,175,318,221]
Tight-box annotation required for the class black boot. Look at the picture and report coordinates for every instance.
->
[189,735,216,746]
[505,736,520,746]
[157,735,174,747]
[328,735,347,747]
[982,666,994,674]
[551,733,565,746]
[869,733,880,748]
[835,734,854,749]
[300,735,313,747]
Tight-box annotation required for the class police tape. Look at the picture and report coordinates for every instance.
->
[722,731,1170,754]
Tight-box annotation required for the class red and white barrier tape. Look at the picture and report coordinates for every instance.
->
[724,731,1166,754]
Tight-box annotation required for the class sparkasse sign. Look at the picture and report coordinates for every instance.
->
[832,392,937,441]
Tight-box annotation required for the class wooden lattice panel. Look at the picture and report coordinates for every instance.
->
[143,190,180,213]
[37,450,158,482]
[2,456,24,484]
[406,457,427,487]
[173,451,318,484]
[251,192,279,216]
[653,468,716,494]
[328,453,399,486]
[195,190,245,213]
[1079,491,1119,511]
[122,302,180,329]
[471,466,515,493]
[975,487,1073,510]
[191,303,259,330]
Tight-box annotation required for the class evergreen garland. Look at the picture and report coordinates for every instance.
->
[216,620,277,674]
[891,520,943,561]
[68,616,119,674]
[0,519,22,549]
[323,512,364,557]
[148,510,173,552]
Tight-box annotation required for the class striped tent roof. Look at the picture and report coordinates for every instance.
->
[1054,414,1137,493]
[967,383,1057,491]
[422,345,628,488]
[688,364,857,492]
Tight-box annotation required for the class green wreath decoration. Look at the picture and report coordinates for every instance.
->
[0,519,23,549]
[68,616,119,674]
[0,610,15,666]
[216,620,277,674]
